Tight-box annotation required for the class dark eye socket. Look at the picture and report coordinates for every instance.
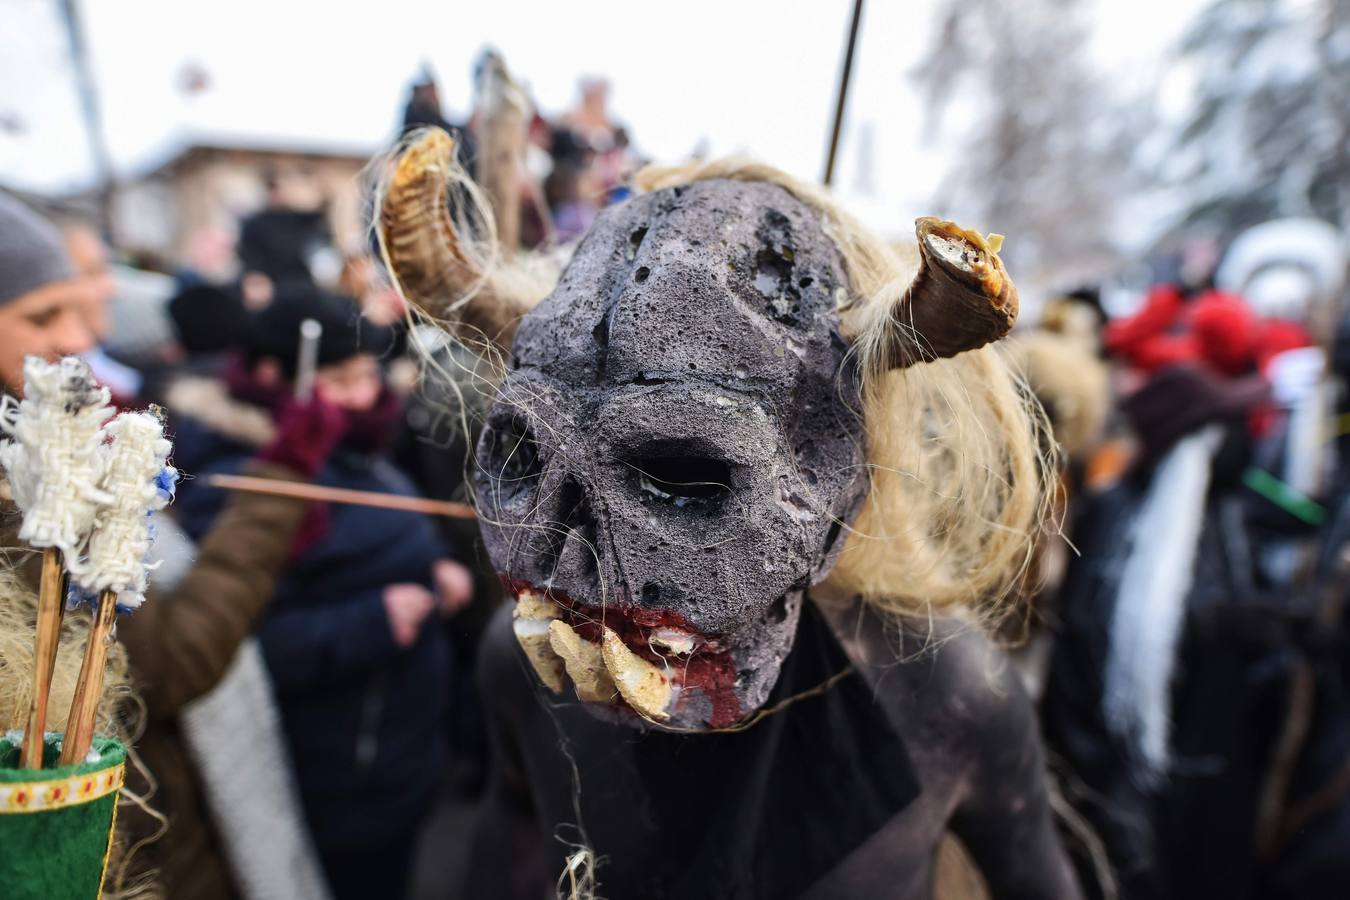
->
[484,416,541,484]
[633,456,733,509]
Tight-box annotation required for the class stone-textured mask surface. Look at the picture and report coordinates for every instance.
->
[478,180,868,729]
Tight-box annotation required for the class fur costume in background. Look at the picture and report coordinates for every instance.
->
[1001,330,1111,697]
[1038,360,1350,900]
[1006,330,1110,466]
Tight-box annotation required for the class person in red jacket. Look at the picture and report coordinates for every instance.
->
[1105,240,1310,378]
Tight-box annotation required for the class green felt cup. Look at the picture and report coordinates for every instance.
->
[0,734,126,900]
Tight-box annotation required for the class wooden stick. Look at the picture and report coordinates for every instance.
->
[20,547,67,768]
[59,589,117,766]
[822,0,864,186]
[205,473,478,520]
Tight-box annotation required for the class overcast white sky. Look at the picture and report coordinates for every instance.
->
[0,0,1203,236]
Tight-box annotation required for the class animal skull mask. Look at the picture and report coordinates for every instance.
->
[482,180,867,729]
[379,129,1020,730]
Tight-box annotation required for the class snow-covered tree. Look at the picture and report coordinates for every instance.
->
[912,0,1142,285]
[1172,0,1350,231]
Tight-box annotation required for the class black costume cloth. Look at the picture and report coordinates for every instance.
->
[540,601,920,899]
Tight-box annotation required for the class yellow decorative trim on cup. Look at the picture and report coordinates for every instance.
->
[0,763,125,814]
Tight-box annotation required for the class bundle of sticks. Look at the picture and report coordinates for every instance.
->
[1,356,175,768]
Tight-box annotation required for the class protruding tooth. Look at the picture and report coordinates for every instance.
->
[515,590,558,621]
[601,627,673,722]
[512,592,564,693]
[548,620,615,702]
[650,627,696,656]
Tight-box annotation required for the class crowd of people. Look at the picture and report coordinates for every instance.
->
[1,50,1348,900]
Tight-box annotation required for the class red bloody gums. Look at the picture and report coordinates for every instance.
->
[500,573,744,728]
[675,653,742,729]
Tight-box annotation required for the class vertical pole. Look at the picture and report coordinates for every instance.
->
[294,319,324,402]
[60,590,118,766]
[823,0,865,187]
[19,548,67,768]
[60,0,116,237]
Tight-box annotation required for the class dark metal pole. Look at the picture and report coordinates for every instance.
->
[59,0,115,237]
[823,0,864,187]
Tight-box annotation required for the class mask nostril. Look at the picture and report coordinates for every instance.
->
[641,582,661,605]
[766,594,789,624]
[539,477,591,571]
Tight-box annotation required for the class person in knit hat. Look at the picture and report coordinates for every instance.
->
[0,194,96,395]
[0,194,355,897]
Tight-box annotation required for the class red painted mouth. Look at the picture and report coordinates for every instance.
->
[501,574,744,728]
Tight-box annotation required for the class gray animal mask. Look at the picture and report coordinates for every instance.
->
[479,180,866,728]
[380,129,1019,729]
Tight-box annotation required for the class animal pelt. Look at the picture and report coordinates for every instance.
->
[0,557,131,745]
[1005,330,1110,464]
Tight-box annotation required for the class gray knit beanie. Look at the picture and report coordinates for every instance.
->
[0,193,73,306]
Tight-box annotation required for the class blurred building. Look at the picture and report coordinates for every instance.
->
[114,136,375,266]
[10,134,378,270]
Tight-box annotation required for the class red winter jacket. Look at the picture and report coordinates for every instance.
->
[1105,285,1310,377]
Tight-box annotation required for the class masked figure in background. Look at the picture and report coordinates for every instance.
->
[381,130,1081,899]
[1045,220,1350,900]
[1044,215,1350,900]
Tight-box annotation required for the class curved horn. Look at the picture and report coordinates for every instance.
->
[887,217,1019,369]
[378,128,530,350]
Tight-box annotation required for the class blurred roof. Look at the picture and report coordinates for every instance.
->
[126,130,381,181]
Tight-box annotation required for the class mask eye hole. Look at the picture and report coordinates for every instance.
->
[632,456,733,509]
[482,415,541,486]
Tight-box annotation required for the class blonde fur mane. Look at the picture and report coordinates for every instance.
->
[397,151,1054,627]
[641,160,1052,624]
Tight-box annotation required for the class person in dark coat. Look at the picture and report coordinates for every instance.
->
[169,285,473,900]
[1041,363,1350,900]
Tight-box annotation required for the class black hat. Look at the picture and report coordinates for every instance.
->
[246,285,394,378]
[168,282,250,354]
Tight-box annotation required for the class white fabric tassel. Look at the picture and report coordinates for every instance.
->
[1103,425,1224,788]
[78,412,173,608]
[0,356,112,555]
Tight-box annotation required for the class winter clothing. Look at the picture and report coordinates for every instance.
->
[168,372,453,891]
[168,282,251,355]
[1043,366,1350,900]
[179,638,333,900]
[0,193,73,305]
[237,209,329,287]
[257,393,349,479]
[246,286,395,378]
[1105,284,1309,377]
[1120,363,1270,466]
[116,462,315,900]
